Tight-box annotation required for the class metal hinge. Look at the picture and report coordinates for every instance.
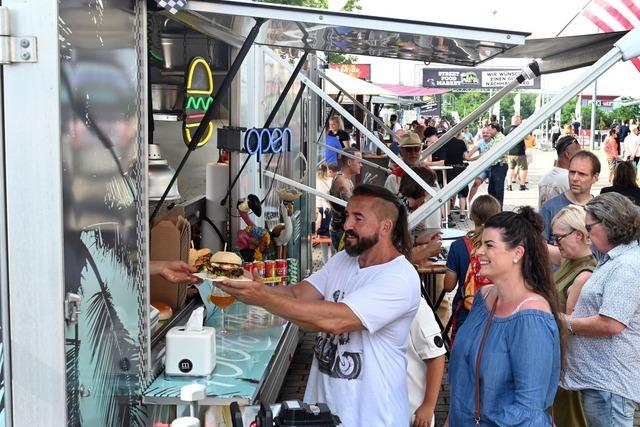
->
[64,292,82,323]
[0,6,37,64]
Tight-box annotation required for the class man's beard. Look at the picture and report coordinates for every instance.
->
[344,230,379,256]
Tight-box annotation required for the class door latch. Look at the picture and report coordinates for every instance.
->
[0,6,37,64]
[64,292,82,323]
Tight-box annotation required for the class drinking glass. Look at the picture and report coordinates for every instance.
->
[209,284,236,335]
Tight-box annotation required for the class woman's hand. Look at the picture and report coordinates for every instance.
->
[412,403,434,427]
[151,260,203,285]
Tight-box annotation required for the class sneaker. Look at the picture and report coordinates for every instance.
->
[459,214,467,221]
[447,213,456,223]
[507,184,513,191]
[520,184,528,191]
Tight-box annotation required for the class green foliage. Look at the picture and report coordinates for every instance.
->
[519,93,537,119]
[560,96,579,126]
[499,93,515,121]
[610,103,640,123]
[326,52,358,64]
[580,105,608,130]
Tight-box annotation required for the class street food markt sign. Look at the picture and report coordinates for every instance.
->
[423,68,541,90]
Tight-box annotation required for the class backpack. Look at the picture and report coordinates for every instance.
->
[461,236,492,310]
[451,236,492,341]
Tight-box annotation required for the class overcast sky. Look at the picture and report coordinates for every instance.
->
[327,0,640,97]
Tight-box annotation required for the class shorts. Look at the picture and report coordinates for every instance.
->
[508,155,528,171]
[607,158,617,172]
[476,169,490,182]
[448,165,469,198]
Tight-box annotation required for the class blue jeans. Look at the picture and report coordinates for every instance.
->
[488,163,508,207]
[581,389,637,427]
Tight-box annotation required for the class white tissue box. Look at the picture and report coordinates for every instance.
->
[165,326,217,376]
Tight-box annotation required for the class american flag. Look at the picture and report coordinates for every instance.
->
[582,0,640,71]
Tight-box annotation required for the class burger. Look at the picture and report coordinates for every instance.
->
[189,247,212,272]
[203,251,247,281]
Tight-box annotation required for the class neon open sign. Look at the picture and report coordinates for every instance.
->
[244,127,293,162]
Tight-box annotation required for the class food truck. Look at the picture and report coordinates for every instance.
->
[1,0,638,425]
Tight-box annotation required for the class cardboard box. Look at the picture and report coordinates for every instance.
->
[150,208,191,312]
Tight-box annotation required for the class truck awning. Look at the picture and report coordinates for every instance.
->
[174,0,529,66]
[324,69,394,96]
[374,83,449,97]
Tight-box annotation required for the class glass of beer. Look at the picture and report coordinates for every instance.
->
[209,284,235,335]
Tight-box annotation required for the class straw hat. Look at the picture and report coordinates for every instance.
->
[398,132,422,148]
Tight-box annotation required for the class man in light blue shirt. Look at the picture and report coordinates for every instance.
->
[540,151,600,243]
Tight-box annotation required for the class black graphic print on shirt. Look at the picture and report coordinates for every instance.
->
[313,289,363,380]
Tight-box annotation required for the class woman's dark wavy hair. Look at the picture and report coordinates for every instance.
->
[351,184,412,255]
[484,206,566,369]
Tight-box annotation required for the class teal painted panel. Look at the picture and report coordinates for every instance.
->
[145,281,288,403]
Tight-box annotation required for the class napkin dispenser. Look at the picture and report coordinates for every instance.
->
[165,326,216,376]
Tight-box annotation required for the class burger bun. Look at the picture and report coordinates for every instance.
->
[151,300,173,321]
[210,251,242,266]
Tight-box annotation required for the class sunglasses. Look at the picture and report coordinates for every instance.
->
[552,230,575,244]
[585,221,600,232]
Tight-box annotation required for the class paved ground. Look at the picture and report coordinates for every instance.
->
[277,144,640,425]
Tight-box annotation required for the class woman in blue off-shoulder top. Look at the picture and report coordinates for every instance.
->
[447,207,563,426]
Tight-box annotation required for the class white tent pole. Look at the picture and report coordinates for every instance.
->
[263,170,347,206]
[263,47,439,198]
[409,39,632,229]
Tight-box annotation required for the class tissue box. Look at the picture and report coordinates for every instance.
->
[165,326,217,376]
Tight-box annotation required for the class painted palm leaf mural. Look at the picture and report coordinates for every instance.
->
[60,0,149,425]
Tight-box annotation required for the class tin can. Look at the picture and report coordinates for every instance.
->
[252,261,265,278]
[275,259,288,277]
[264,260,276,278]
[243,262,253,273]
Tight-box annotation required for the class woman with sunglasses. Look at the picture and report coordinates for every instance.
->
[549,205,595,427]
[561,193,640,427]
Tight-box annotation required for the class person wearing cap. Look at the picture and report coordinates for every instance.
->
[538,135,581,208]
[384,132,424,195]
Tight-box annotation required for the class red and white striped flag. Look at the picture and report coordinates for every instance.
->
[582,0,640,71]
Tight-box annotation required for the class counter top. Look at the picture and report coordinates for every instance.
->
[143,281,294,406]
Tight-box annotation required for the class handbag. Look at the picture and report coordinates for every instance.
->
[475,294,498,425]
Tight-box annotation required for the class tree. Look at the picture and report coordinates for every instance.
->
[256,0,328,7]
[560,96,578,127]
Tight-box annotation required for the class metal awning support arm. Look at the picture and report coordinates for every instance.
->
[263,170,347,207]
[420,61,541,161]
[409,47,626,229]
[317,141,390,172]
[263,47,439,198]
[151,17,265,223]
[318,69,401,146]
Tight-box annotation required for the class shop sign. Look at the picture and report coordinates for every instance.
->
[244,127,293,162]
[423,68,541,90]
[329,63,371,80]
[183,56,214,148]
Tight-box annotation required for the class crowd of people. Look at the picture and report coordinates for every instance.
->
[211,112,640,427]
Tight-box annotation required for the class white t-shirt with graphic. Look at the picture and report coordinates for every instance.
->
[304,251,420,427]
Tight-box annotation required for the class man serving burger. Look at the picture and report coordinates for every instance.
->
[218,184,420,427]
